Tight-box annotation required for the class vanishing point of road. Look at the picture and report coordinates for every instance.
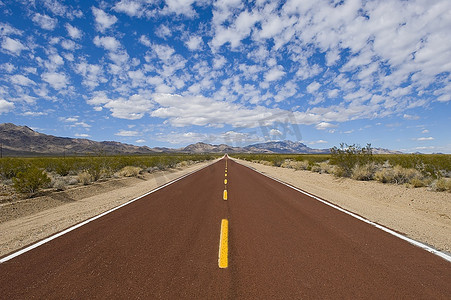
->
[1,157,450,299]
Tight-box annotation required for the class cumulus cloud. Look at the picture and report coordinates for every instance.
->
[416,137,434,141]
[315,122,337,130]
[1,37,26,55]
[92,7,117,32]
[151,93,320,128]
[114,0,144,17]
[0,99,14,114]
[10,74,36,86]
[264,67,285,82]
[32,13,57,30]
[115,130,139,136]
[88,93,153,120]
[94,36,121,51]
[307,81,321,94]
[41,72,69,90]
[65,23,82,39]
[185,35,203,51]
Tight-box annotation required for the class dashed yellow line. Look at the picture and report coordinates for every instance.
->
[223,189,227,201]
[224,179,227,185]
[218,219,228,269]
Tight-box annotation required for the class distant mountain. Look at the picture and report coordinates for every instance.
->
[0,123,154,155]
[246,140,329,154]
[0,123,400,156]
[372,148,403,154]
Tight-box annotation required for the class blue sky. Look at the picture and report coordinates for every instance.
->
[0,0,450,153]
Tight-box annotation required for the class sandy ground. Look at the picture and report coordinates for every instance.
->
[235,159,451,253]
[0,160,217,257]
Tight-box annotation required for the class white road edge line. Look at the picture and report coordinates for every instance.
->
[0,159,220,264]
[234,159,451,264]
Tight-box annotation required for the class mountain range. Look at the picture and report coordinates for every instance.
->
[0,123,399,156]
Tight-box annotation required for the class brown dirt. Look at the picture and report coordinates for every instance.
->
[0,160,217,257]
[235,159,451,253]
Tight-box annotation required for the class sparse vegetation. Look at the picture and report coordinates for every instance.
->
[118,166,142,177]
[12,167,51,195]
[232,147,451,193]
[1,154,217,197]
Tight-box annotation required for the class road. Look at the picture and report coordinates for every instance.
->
[1,157,450,299]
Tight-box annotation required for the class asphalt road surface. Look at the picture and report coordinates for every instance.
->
[1,158,450,299]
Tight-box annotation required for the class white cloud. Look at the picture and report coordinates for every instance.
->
[115,130,139,136]
[139,35,151,47]
[0,99,14,114]
[94,36,120,51]
[88,93,153,120]
[92,7,118,32]
[1,37,26,55]
[0,23,23,36]
[315,122,337,130]
[65,23,82,39]
[135,139,146,143]
[309,140,328,145]
[307,81,321,94]
[403,114,420,120]
[41,72,69,90]
[163,0,197,17]
[114,0,144,17]
[22,111,47,117]
[156,24,172,38]
[32,13,57,30]
[416,137,434,141]
[75,133,90,137]
[186,35,203,51]
[265,67,285,82]
[1,62,15,72]
[10,74,36,86]
[421,129,429,134]
[151,93,320,128]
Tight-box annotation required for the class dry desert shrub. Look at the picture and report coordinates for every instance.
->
[77,171,92,185]
[351,163,377,181]
[52,177,68,191]
[281,159,308,170]
[432,178,451,192]
[118,166,142,177]
[374,165,423,185]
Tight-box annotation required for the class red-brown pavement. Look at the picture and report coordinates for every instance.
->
[0,157,450,299]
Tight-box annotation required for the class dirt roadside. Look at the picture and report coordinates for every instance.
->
[235,158,451,253]
[0,160,217,257]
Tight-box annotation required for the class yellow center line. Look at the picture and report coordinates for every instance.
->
[223,189,227,201]
[224,179,227,185]
[218,219,228,269]
[225,173,227,177]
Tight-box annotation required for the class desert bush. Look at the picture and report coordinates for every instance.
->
[409,177,427,188]
[77,172,92,185]
[432,178,451,192]
[318,162,334,174]
[295,160,310,170]
[12,167,51,195]
[374,165,423,185]
[52,178,68,191]
[311,164,321,173]
[118,166,142,177]
[351,163,377,181]
[330,143,373,178]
